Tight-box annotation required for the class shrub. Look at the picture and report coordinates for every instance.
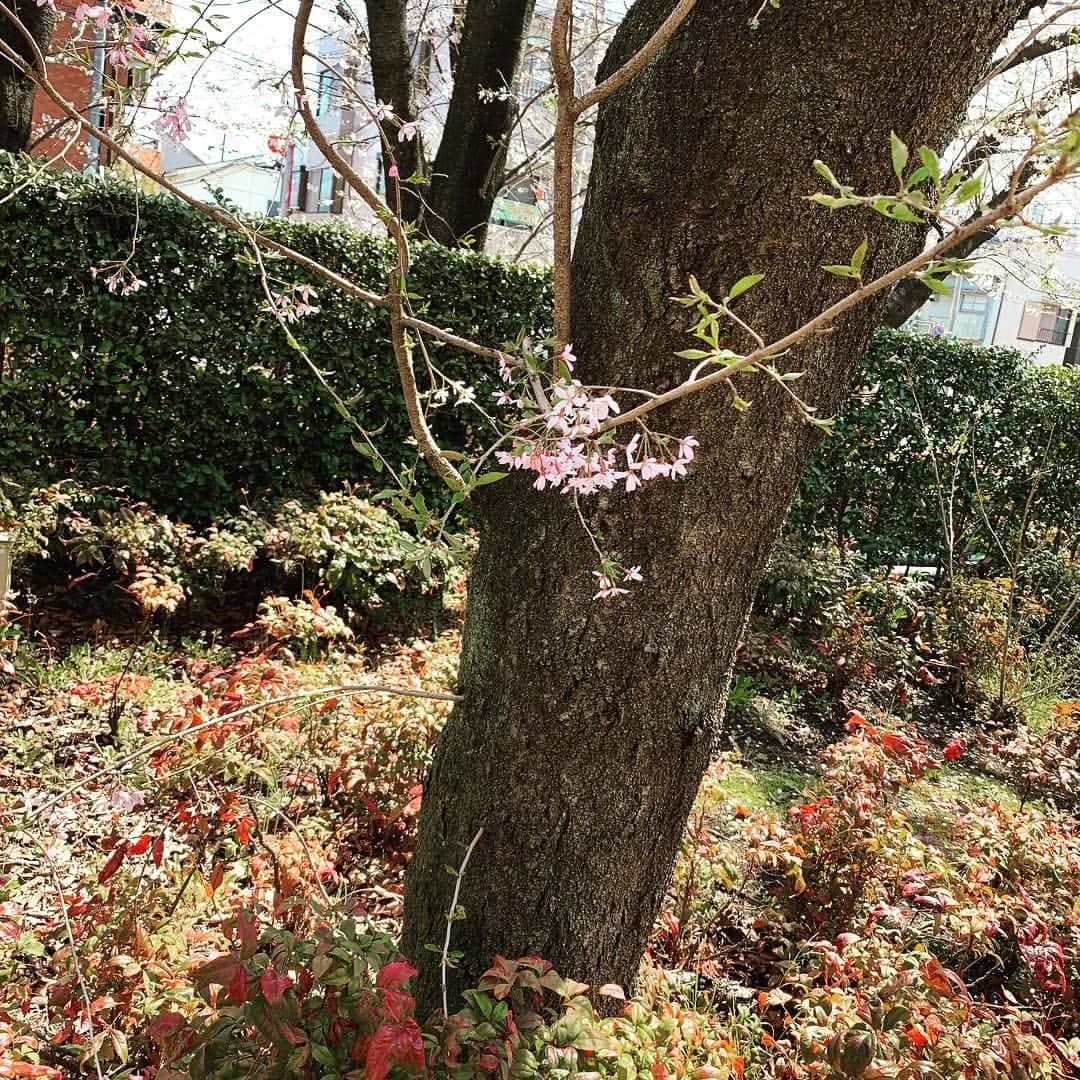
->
[0,481,460,620]
[790,330,1080,565]
[255,594,354,658]
[0,153,551,520]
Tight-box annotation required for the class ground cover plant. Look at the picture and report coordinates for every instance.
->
[1,491,1077,1077]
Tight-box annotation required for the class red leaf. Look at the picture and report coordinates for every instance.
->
[98,844,127,884]
[944,737,967,761]
[381,987,414,1024]
[228,966,249,1005]
[152,836,164,867]
[128,835,152,856]
[193,953,242,989]
[365,1019,424,1080]
[148,1011,186,1041]
[237,909,259,959]
[2,1062,64,1077]
[376,959,418,992]
[260,967,293,1005]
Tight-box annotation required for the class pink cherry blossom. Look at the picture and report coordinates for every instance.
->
[74,3,109,28]
[153,98,192,142]
[592,572,629,600]
[388,163,400,179]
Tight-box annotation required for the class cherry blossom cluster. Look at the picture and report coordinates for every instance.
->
[491,343,698,497]
[90,264,147,295]
[271,283,320,323]
[153,98,193,143]
[487,341,699,598]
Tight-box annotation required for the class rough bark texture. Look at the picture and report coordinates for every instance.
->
[365,0,425,223]
[402,0,1026,1017]
[0,0,55,153]
[422,0,535,246]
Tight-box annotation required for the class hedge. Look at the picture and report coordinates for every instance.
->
[790,329,1080,564]
[2,156,1078,563]
[0,153,550,520]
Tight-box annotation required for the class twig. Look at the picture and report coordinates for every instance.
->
[573,0,696,114]
[441,826,483,1018]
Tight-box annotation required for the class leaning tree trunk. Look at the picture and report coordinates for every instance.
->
[1,0,56,152]
[421,0,535,246]
[403,0,1027,1015]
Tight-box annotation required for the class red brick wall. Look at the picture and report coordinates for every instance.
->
[30,0,173,170]
[31,0,92,168]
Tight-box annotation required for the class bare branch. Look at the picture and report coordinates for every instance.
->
[573,0,696,115]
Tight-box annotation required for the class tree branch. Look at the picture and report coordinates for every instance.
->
[573,0,696,115]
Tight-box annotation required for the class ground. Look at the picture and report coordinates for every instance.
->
[0,552,1078,1078]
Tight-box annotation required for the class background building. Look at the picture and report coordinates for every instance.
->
[903,233,1080,366]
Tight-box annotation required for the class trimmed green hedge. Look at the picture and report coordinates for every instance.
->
[791,329,1080,564]
[1,157,1077,565]
[0,154,551,520]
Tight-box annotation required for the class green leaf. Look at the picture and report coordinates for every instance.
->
[918,145,941,187]
[813,159,840,189]
[918,274,953,297]
[823,264,860,278]
[472,471,507,486]
[850,238,868,275]
[728,273,765,301]
[952,175,984,205]
[890,131,909,184]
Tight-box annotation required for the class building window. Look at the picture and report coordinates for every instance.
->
[1018,300,1072,346]
[953,282,989,342]
[316,69,338,116]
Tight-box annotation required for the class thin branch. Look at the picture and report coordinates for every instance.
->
[573,0,696,115]
[977,6,1079,91]
[440,827,483,1018]
[0,10,388,310]
[551,0,575,347]
[595,150,1078,437]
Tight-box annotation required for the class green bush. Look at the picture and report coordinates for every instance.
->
[790,329,1080,564]
[2,155,1077,564]
[0,153,551,521]
[0,480,459,619]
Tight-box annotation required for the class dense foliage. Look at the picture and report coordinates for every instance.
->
[791,329,1080,564]
[2,160,1079,564]
[0,154,548,521]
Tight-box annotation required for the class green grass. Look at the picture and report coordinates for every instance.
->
[712,762,810,815]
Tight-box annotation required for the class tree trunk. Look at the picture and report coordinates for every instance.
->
[364,0,425,223]
[421,0,535,246]
[402,0,1026,1017]
[0,0,55,153]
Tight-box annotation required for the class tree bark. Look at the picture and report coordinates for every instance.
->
[402,0,1027,1017]
[364,0,425,223]
[0,0,55,153]
[421,0,535,246]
